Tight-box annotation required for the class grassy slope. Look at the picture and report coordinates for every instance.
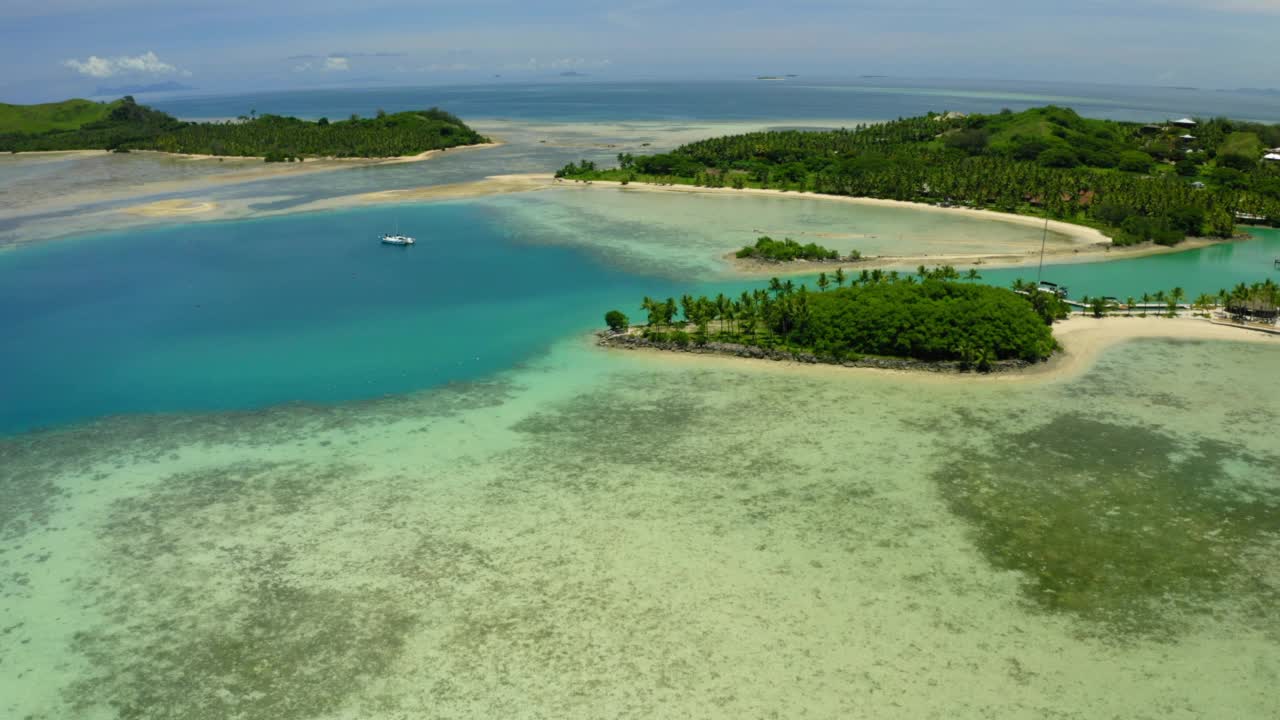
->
[981,106,1125,152]
[0,99,118,134]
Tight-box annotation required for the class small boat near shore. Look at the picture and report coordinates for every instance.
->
[381,233,415,246]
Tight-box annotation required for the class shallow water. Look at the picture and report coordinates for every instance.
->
[2,336,1277,719]
[982,226,1280,299]
[499,186,1072,278]
[5,81,1280,718]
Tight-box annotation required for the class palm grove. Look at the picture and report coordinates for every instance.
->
[605,267,1063,370]
[559,106,1280,245]
[0,96,488,159]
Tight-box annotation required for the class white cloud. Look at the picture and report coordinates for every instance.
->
[62,50,184,78]
[323,56,349,71]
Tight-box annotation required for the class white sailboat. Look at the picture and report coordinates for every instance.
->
[380,219,415,245]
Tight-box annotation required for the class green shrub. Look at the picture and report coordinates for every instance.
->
[604,309,629,331]
[1118,150,1154,173]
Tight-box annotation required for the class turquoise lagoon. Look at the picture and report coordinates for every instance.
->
[4,123,1280,717]
[0,200,693,433]
[11,187,1277,434]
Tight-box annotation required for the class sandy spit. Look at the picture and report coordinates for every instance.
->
[602,316,1280,386]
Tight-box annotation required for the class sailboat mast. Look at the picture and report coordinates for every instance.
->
[1036,214,1048,286]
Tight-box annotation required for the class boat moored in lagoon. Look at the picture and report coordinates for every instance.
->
[381,233,415,246]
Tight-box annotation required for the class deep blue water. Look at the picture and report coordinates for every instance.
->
[152,78,1280,124]
[0,203,686,433]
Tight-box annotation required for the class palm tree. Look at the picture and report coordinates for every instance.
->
[816,272,830,292]
[965,268,982,282]
[1126,296,1136,316]
[834,268,846,288]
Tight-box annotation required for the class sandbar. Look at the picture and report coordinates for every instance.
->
[296,173,555,211]
[1,142,502,223]
[124,199,219,217]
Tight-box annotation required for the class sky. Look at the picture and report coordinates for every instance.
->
[2,0,1278,103]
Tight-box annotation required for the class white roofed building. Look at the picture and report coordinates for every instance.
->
[1171,117,1197,128]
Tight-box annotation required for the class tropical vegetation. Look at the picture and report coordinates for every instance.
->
[560,106,1280,245]
[1041,278,1278,322]
[609,266,1057,369]
[1,96,489,158]
[735,235,857,262]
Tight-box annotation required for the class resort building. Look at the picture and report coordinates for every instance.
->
[1265,153,1280,162]
[1171,117,1197,128]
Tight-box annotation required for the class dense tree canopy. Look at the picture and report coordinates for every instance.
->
[795,280,1057,362]
[0,97,488,158]
[735,236,851,262]
[560,106,1280,245]
[627,268,1057,368]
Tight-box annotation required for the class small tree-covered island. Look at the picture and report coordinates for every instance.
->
[559,105,1280,245]
[0,96,490,159]
[601,267,1068,373]
[735,235,860,263]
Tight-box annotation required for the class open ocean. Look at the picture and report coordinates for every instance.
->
[152,77,1280,124]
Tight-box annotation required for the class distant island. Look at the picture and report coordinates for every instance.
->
[558,105,1280,244]
[0,96,490,159]
[1226,88,1280,96]
[94,81,196,95]
[600,266,1062,373]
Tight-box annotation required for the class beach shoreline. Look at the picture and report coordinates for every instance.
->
[598,316,1280,385]
[547,178,1236,273]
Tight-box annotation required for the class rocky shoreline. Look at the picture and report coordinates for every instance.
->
[596,330,1037,374]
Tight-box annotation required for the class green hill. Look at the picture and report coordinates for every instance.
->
[0,97,490,158]
[0,98,118,134]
